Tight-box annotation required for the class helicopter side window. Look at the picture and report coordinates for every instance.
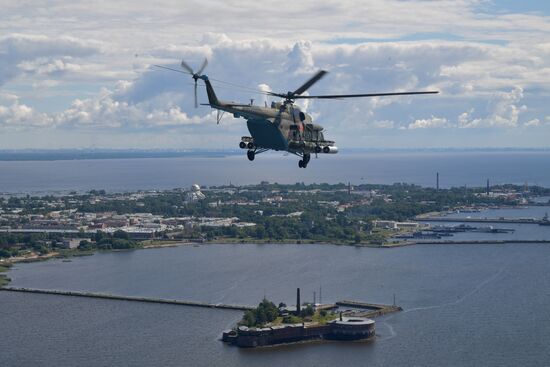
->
[289,125,300,140]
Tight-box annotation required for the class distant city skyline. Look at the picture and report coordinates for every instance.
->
[1,0,550,149]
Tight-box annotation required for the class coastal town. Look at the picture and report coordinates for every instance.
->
[1,181,548,262]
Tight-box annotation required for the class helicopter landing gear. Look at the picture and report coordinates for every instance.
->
[239,141,246,149]
[299,153,311,168]
[247,150,255,161]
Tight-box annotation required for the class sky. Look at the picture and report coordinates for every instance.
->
[1,0,550,150]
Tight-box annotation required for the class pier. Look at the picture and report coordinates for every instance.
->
[412,239,550,245]
[336,300,402,317]
[416,217,544,224]
[0,287,255,311]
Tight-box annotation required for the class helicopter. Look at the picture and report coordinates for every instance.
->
[155,59,438,168]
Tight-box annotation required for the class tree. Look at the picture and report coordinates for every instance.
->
[113,230,130,240]
[300,304,314,317]
[239,298,279,327]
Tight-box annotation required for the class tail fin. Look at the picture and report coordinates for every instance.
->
[200,75,220,106]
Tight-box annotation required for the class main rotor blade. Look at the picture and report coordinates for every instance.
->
[293,90,439,99]
[180,60,195,74]
[292,70,328,96]
[153,64,191,75]
[197,58,208,75]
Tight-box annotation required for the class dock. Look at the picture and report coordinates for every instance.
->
[0,287,254,311]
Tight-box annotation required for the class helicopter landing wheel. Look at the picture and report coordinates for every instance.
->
[298,160,307,168]
[247,150,255,161]
[239,141,246,149]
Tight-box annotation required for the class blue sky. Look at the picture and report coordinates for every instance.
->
[1,0,550,149]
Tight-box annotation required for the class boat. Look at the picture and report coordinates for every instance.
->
[540,213,550,226]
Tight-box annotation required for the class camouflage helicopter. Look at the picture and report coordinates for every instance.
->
[155,59,438,168]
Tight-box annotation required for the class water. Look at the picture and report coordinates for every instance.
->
[1,150,550,194]
[3,241,550,367]
[2,153,550,366]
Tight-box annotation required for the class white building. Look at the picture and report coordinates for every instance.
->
[186,184,206,202]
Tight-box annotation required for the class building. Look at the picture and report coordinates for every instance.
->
[186,184,206,203]
[61,238,81,249]
[373,220,420,230]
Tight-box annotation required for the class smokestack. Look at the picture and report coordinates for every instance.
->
[296,288,301,316]
[486,179,490,195]
[436,172,439,191]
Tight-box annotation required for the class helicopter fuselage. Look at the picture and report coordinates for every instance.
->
[200,75,337,160]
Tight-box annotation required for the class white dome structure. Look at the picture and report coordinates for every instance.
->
[186,184,206,202]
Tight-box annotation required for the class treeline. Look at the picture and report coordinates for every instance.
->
[79,230,141,250]
[0,230,140,258]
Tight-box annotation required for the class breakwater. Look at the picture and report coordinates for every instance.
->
[411,240,550,245]
[0,287,254,311]
[336,300,402,317]
[416,217,544,224]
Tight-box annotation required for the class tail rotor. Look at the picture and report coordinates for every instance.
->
[180,58,208,108]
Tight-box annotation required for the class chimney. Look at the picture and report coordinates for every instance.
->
[486,179,490,195]
[436,172,439,191]
[296,288,301,316]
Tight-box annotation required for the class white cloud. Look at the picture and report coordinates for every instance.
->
[408,116,449,129]
[0,33,100,85]
[458,87,527,128]
[524,118,540,127]
[0,100,52,129]
[1,1,550,147]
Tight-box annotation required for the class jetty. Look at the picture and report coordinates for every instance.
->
[411,239,550,245]
[335,300,402,317]
[416,217,543,225]
[0,287,254,311]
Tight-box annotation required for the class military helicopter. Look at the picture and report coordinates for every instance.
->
[155,59,438,168]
